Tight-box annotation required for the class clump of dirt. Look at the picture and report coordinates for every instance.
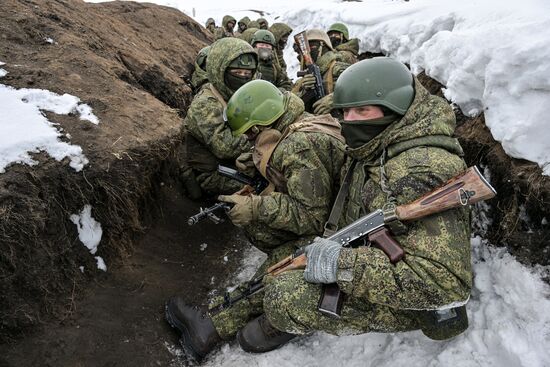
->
[0,0,211,342]
[415,72,550,266]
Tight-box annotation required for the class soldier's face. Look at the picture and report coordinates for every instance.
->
[227,21,235,31]
[228,69,253,78]
[239,23,247,32]
[343,105,384,121]
[259,21,267,29]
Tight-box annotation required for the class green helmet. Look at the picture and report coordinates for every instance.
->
[333,57,414,115]
[227,53,257,69]
[205,18,215,27]
[251,30,276,47]
[328,23,349,41]
[248,20,261,29]
[225,80,285,136]
[196,46,210,70]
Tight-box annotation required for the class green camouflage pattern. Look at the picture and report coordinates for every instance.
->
[190,61,208,91]
[183,38,256,194]
[335,38,360,64]
[264,270,419,335]
[214,15,237,40]
[257,58,292,91]
[237,27,259,44]
[269,23,293,70]
[241,93,346,248]
[210,241,301,339]
[335,78,472,312]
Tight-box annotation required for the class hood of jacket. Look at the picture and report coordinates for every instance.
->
[269,23,293,46]
[272,92,306,132]
[335,38,359,56]
[222,15,236,30]
[206,38,257,101]
[347,78,459,162]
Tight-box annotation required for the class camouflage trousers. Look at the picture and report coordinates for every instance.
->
[210,243,420,339]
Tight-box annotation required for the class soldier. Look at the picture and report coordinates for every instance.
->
[167,58,472,358]
[257,18,269,30]
[236,16,251,35]
[327,22,360,64]
[269,22,293,71]
[205,18,216,34]
[250,30,292,91]
[237,27,259,44]
[165,80,346,362]
[214,15,236,40]
[180,38,257,198]
[247,20,261,29]
[190,46,210,93]
[292,29,350,113]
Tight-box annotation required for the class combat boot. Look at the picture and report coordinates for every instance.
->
[237,314,296,353]
[165,296,222,363]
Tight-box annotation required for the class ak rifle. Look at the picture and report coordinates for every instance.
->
[209,166,496,316]
[294,31,325,101]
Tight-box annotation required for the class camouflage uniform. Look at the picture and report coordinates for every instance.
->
[238,27,259,44]
[235,16,251,37]
[263,78,472,338]
[183,38,254,195]
[214,15,236,40]
[335,38,360,64]
[293,50,350,112]
[210,92,346,339]
[257,58,292,91]
[269,23,293,70]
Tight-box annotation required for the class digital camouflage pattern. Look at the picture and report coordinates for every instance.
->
[269,23,293,70]
[241,92,346,250]
[261,78,472,337]
[190,61,208,92]
[209,93,346,339]
[335,38,360,64]
[183,38,256,194]
[292,50,350,112]
[257,58,292,91]
[237,27,258,45]
[214,15,236,40]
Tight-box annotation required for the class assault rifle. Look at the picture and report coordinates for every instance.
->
[209,166,496,316]
[187,165,269,226]
[294,31,325,101]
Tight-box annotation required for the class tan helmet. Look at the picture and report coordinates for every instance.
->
[306,29,334,51]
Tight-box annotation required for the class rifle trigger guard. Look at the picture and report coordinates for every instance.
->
[459,188,472,206]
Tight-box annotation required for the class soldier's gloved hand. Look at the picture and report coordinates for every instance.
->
[301,74,316,90]
[303,237,341,284]
[235,152,256,177]
[218,194,261,227]
[313,93,334,115]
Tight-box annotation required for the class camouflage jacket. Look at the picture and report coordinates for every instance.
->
[257,58,293,91]
[269,23,293,70]
[243,93,346,250]
[292,51,350,112]
[190,61,208,92]
[214,15,236,40]
[183,39,255,191]
[335,38,359,64]
[335,79,472,311]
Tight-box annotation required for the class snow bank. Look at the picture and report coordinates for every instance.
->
[0,61,99,173]
[204,237,550,367]
[279,0,550,175]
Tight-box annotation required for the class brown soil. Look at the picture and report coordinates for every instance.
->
[0,0,212,344]
[0,182,247,367]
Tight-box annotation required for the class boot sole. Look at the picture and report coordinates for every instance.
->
[164,303,203,364]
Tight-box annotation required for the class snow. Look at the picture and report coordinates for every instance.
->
[70,205,106,271]
[0,61,98,173]
[86,0,550,175]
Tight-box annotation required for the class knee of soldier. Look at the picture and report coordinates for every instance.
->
[263,271,319,335]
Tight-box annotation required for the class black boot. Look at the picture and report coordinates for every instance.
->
[165,296,222,363]
[237,314,296,353]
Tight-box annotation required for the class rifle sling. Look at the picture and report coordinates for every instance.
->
[323,159,357,237]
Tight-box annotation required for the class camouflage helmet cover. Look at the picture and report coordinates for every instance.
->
[196,46,211,69]
[205,18,215,27]
[225,80,286,136]
[333,57,415,115]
